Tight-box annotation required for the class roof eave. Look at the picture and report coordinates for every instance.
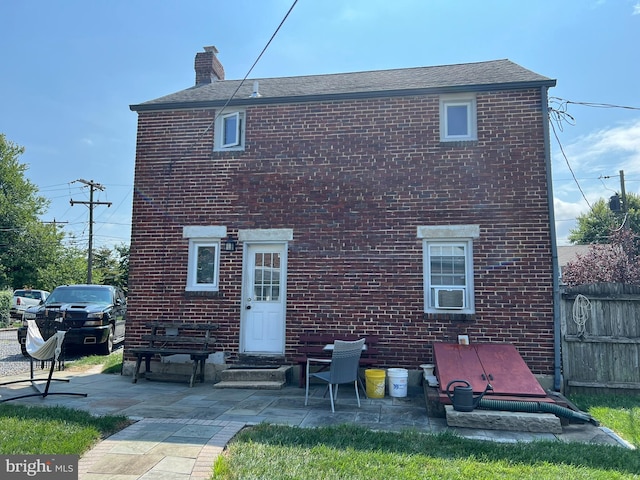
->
[129,79,557,112]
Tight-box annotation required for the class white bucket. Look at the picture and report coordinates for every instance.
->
[387,368,408,398]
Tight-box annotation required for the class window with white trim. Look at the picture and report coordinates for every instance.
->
[214,109,245,151]
[440,95,477,141]
[186,240,221,291]
[426,242,472,310]
[418,225,478,314]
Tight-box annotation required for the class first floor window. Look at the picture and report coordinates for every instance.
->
[418,225,478,313]
[427,243,469,310]
[187,240,220,291]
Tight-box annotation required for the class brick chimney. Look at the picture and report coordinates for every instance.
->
[195,46,225,85]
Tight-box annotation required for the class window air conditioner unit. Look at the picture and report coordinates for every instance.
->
[435,288,465,309]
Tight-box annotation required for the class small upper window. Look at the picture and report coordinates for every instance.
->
[440,95,477,142]
[215,109,245,151]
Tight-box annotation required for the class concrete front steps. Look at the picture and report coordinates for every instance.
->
[214,365,291,390]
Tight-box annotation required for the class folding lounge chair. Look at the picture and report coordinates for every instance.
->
[305,338,365,412]
[0,320,87,403]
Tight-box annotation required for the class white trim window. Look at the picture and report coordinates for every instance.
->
[440,94,477,141]
[187,240,221,291]
[183,226,227,292]
[418,225,479,314]
[214,109,245,151]
[426,242,472,311]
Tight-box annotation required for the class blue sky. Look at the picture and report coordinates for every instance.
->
[1,0,639,249]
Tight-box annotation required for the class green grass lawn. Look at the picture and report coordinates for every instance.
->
[0,350,129,455]
[66,348,123,374]
[213,393,640,480]
[570,392,640,447]
[213,423,640,480]
[0,404,130,455]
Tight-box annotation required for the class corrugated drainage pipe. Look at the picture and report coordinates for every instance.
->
[478,399,597,425]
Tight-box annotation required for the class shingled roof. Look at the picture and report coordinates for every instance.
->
[131,58,555,112]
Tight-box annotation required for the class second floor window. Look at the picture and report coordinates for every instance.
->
[215,110,246,151]
[440,95,477,142]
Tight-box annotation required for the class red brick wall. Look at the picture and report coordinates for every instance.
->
[128,88,555,374]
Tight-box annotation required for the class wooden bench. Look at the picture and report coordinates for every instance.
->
[295,334,380,388]
[130,322,218,387]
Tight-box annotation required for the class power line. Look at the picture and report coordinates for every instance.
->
[167,0,300,172]
[549,119,592,210]
[550,97,640,111]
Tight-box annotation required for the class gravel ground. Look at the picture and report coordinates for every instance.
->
[0,328,31,377]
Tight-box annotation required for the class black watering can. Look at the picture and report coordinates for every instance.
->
[446,379,493,412]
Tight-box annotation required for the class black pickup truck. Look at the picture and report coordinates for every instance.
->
[19,284,126,356]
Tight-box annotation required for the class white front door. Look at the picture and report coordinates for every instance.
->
[241,243,287,354]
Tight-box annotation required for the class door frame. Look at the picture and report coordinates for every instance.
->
[238,229,292,354]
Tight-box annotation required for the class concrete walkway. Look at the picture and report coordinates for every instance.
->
[0,367,631,480]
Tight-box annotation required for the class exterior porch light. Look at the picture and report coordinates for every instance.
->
[223,234,237,252]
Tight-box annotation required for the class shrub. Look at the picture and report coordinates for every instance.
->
[563,229,640,286]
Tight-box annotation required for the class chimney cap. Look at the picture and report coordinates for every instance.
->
[203,45,219,54]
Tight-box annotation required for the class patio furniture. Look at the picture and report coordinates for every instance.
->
[305,338,366,412]
[296,334,379,387]
[129,321,219,387]
[0,320,87,403]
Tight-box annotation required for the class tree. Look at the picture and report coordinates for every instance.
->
[0,134,60,289]
[562,228,640,286]
[114,243,129,293]
[90,243,129,291]
[569,193,640,245]
[36,244,88,291]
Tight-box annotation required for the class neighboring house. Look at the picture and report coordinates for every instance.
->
[126,46,557,382]
[557,244,592,283]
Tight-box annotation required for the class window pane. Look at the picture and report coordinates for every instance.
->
[253,252,281,301]
[196,246,216,284]
[223,115,238,146]
[429,244,466,287]
[447,105,468,136]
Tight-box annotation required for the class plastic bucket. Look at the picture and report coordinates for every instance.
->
[365,369,386,398]
[387,368,408,398]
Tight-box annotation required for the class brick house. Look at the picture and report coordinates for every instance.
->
[126,46,558,385]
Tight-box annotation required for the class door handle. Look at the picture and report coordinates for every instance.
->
[246,305,251,310]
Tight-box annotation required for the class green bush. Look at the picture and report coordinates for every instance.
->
[0,289,11,327]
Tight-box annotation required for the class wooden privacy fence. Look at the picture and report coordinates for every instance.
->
[560,283,640,393]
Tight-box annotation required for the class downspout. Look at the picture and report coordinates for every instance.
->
[541,86,562,392]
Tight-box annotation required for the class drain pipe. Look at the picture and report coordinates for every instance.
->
[541,85,562,392]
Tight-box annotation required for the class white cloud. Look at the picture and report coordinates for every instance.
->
[634,3,640,15]
[552,117,640,244]
[559,119,640,176]
[554,198,589,245]
[553,118,640,184]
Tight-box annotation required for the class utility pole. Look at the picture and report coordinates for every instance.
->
[619,170,627,214]
[70,179,112,283]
